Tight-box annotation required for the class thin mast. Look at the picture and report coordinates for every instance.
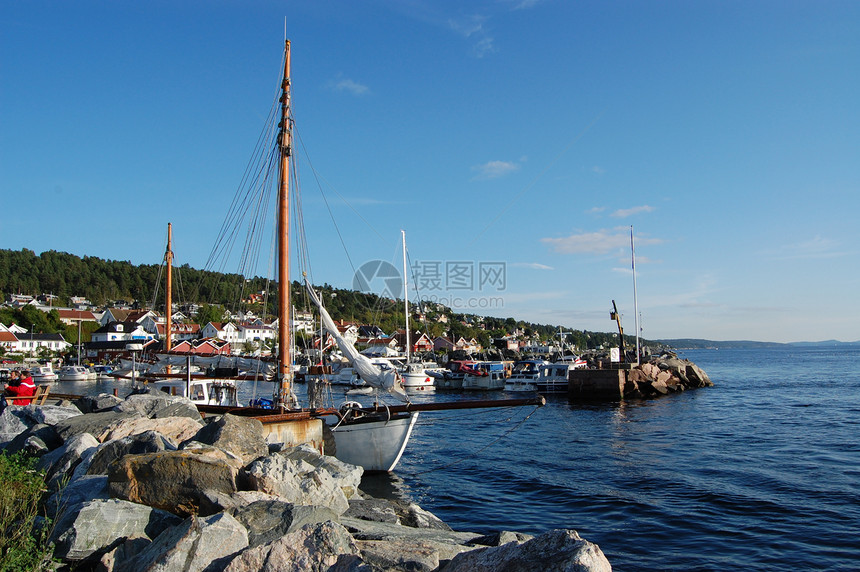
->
[402,230,410,363]
[631,225,640,365]
[277,39,293,406]
[165,222,173,354]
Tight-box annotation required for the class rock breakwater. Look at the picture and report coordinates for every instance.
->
[1,393,612,571]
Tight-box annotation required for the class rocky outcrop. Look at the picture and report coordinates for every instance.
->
[2,393,613,572]
[49,499,181,562]
[242,443,363,515]
[183,413,268,465]
[442,528,611,572]
[623,352,713,398]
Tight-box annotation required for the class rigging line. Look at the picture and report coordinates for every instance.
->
[405,405,541,476]
[205,95,280,273]
[467,111,604,247]
[293,123,385,253]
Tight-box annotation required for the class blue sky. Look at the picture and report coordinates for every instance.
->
[3,1,859,343]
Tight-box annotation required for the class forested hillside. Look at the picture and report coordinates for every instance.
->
[0,248,652,351]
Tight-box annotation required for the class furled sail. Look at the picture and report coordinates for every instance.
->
[305,281,409,402]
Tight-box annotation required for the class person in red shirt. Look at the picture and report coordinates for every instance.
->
[4,370,36,405]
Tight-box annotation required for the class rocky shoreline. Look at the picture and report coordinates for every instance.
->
[1,393,612,571]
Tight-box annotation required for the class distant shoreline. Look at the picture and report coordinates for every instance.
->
[660,339,860,350]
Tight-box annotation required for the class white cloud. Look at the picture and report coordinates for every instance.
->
[591,165,606,175]
[472,160,520,180]
[448,15,496,58]
[542,229,663,255]
[611,205,655,218]
[330,78,369,96]
[512,262,554,270]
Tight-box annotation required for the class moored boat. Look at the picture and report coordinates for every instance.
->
[57,365,93,382]
[30,365,58,383]
[462,361,507,391]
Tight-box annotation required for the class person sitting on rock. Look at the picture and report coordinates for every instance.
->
[4,370,36,405]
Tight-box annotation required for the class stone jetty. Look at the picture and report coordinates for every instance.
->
[570,351,713,400]
[1,393,612,571]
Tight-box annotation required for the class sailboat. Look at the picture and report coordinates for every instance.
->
[188,38,544,472]
[398,230,435,391]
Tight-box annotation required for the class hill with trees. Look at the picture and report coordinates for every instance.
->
[0,247,656,352]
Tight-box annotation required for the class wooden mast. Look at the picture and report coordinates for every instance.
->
[165,222,173,354]
[277,39,292,406]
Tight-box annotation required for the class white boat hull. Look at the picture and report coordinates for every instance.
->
[331,412,418,472]
[402,370,435,391]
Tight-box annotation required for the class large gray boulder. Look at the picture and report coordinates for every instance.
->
[44,475,110,518]
[358,538,472,572]
[36,432,99,489]
[0,406,33,447]
[50,499,181,562]
[108,449,239,516]
[120,512,248,572]
[114,393,202,421]
[86,430,178,475]
[183,413,268,465]
[21,404,82,426]
[242,444,363,515]
[228,499,340,547]
[74,393,124,414]
[4,422,61,455]
[222,521,363,572]
[442,528,612,572]
[97,415,203,443]
[53,410,141,442]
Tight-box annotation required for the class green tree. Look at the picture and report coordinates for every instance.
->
[195,304,226,325]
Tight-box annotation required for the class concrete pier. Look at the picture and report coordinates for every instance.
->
[568,368,626,401]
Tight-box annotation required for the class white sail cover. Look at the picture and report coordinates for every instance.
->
[148,354,275,377]
[305,282,409,402]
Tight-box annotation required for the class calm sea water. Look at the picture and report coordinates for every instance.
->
[387,347,860,571]
[66,347,860,570]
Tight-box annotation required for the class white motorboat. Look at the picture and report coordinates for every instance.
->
[401,361,435,391]
[57,365,93,382]
[92,365,115,380]
[462,361,507,391]
[29,365,58,383]
[505,359,586,393]
[152,377,241,407]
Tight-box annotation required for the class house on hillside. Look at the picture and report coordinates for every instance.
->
[9,332,70,354]
[170,338,231,355]
[200,322,241,345]
[433,336,455,352]
[91,321,152,343]
[393,330,433,353]
[56,309,98,327]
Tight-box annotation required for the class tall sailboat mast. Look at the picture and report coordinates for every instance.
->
[277,39,293,404]
[165,222,173,354]
[402,230,411,363]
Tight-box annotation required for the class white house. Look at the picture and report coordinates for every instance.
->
[6,332,70,354]
[201,322,241,345]
[91,321,153,343]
